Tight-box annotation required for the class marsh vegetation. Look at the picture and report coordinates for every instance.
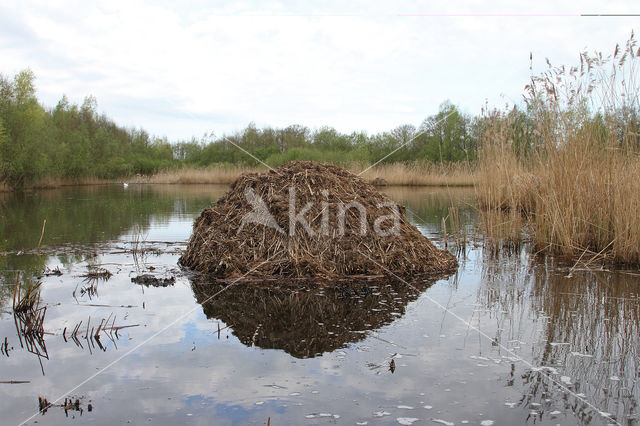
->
[478,33,640,265]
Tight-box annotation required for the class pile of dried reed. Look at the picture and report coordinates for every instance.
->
[180,161,457,279]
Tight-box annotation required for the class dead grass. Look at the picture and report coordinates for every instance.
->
[356,161,476,186]
[33,175,113,188]
[144,162,475,187]
[477,33,640,265]
[0,175,114,191]
[145,164,269,185]
[1,161,475,191]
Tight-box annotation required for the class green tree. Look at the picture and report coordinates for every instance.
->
[0,70,49,186]
[416,102,473,162]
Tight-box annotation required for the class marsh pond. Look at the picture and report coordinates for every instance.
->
[1,184,639,425]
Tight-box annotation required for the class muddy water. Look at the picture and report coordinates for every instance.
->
[0,184,638,425]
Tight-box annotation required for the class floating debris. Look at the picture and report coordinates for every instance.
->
[131,274,176,287]
[43,266,63,277]
[397,418,419,425]
[570,351,593,358]
[431,419,454,426]
[81,267,112,281]
[38,396,92,416]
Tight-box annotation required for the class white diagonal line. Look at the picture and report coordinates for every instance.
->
[222,136,280,174]
[358,111,456,177]
[357,251,621,426]
[17,257,277,426]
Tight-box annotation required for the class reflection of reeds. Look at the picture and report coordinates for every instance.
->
[131,225,151,271]
[38,395,91,416]
[13,273,41,313]
[80,267,112,281]
[12,273,49,374]
[63,314,138,353]
[0,337,10,356]
[478,254,640,423]
[74,267,112,301]
[532,270,640,422]
[477,207,526,256]
[443,205,467,254]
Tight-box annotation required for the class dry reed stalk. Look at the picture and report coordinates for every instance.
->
[30,175,114,189]
[357,161,476,187]
[477,33,640,265]
[147,164,268,185]
[147,162,476,187]
[37,219,46,251]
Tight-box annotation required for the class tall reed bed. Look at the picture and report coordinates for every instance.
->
[478,34,640,265]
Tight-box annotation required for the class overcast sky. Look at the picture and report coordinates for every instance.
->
[1,0,638,140]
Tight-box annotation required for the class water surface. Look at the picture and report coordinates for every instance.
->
[0,184,638,425]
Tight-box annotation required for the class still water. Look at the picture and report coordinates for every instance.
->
[0,184,638,425]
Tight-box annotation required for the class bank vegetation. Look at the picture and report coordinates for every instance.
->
[477,33,640,265]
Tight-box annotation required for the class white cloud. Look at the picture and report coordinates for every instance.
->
[1,0,638,139]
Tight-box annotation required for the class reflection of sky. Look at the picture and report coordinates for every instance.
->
[121,215,199,243]
[0,186,638,425]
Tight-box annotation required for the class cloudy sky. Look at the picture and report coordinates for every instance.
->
[1,0,638,140]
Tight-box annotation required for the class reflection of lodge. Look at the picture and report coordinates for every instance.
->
[190,278,436,358]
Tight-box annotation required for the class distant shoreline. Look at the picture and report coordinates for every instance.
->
[0,163,476,192]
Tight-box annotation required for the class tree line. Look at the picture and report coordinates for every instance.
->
[0,70,174,187]
[7,68,625,189]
